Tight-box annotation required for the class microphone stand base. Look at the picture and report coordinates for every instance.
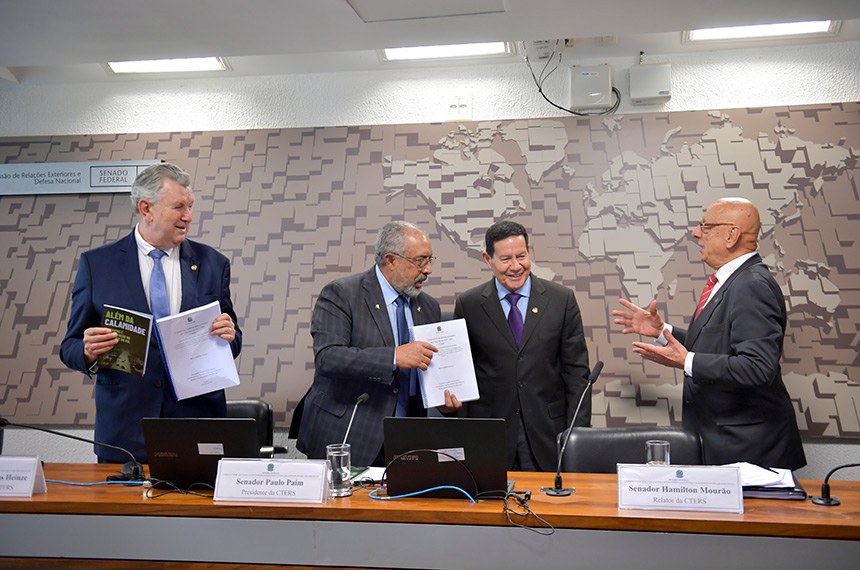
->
[811,495,841,506]
[106,461,145,483]
[541,486,575,497]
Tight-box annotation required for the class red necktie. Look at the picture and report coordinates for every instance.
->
[694,274,718,319]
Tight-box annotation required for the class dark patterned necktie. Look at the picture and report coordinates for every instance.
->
[505,292,524,346]
[394,295,411,416]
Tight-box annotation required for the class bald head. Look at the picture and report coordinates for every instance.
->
[693,198,761,269]
[710,198,760,249]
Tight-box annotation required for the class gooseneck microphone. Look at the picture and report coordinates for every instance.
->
[811,463,860,506]
[0,417,144,481]
[543,361,603,497]
[341,393,370,445]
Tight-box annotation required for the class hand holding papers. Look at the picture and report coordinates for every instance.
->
[155,301,240,400]
[411,319,479,408]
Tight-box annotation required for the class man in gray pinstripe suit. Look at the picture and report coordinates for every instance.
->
[297,222,461,466]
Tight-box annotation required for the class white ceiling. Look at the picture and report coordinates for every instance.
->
[1,0,859,84]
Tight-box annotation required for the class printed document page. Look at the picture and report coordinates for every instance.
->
[412,318,479,408]
[155,300,240,400]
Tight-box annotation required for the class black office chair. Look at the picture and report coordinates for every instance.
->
[226,399,287,458]
[559,426,704,473]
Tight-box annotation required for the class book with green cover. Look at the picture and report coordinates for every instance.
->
[98,305,153,376]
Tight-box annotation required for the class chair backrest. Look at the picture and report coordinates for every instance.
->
[559,426,704,473]
[226,399,274,449]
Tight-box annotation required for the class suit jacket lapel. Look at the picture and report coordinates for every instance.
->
[479,279,519,351]
[411,295,430,326]
[362,268,396,346]
[178,240,199,312]
[519,277,547,350]
[686,254,762,346]
[117,231,149,312]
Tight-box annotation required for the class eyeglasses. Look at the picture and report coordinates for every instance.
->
[697,222,735,231]
[391,252,436,268]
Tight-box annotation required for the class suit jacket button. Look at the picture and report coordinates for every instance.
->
[155,380,162,388]
[393,386,399,394]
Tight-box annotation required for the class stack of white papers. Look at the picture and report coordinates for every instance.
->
[725,462,794,488]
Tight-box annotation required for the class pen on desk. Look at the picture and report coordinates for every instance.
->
[763,466,779,474]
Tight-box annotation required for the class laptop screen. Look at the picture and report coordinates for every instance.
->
[142,417,261,488]
[383,417,507,500]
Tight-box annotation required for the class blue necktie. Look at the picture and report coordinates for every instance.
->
[505,292,524,347]
[394,295,412,417]
[148,249,170,320]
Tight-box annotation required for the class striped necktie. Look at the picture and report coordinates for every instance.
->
[694,274,718,319]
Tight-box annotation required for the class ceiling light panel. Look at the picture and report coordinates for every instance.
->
[383,42,511,61]
[684,20,839,42]
[107,57,229,74]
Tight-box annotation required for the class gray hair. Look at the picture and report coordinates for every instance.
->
[374,221,422,266]
[130,162,191,212]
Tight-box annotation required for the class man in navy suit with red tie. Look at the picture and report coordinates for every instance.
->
[613,197,805,469]
[60,162,242,463]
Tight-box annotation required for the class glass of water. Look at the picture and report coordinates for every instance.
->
[646,440,670,465]
[326,443,352,497]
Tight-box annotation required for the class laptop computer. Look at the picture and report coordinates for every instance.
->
[383,417,508,500]
[142,417,261,488]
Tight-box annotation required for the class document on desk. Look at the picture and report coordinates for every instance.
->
[412,318,479,408]
[155,300,240,400]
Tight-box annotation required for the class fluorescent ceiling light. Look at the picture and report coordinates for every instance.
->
[383,42,510,61]
[107,57,229,74]
[685,20,838,42]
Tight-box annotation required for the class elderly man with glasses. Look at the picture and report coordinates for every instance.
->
[613,198,806,470]
[297,221,460,466]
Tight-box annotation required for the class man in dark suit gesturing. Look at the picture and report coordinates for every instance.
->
[454,221,592,472]
[613,198,805,469]
[297,222,460,466]
[60,162,242,463]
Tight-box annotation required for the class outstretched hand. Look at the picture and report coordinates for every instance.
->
[612,299,665,338]
[631,329,687,369]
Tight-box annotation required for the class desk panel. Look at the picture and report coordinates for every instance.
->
[1,464,858,569]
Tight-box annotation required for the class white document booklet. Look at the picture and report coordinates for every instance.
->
[412,318,480,408]
[155,300,240,400]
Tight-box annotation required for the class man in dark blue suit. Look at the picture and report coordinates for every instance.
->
[60,162,242,464]
[297,222,460,466]
[613,198,805,469]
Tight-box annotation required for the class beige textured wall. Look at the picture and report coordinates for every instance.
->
[1,103,858,437]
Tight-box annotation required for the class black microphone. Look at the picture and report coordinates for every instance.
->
[341,393,370,445]
[543,361,603,497]
[0,416,144,481]
[811,463,860,506]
